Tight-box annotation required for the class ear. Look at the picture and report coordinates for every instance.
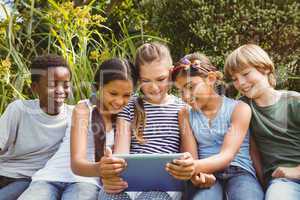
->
[264,69,271,74]
[169,65,174,81]
[206,72,217,86]
[30,82,39,94]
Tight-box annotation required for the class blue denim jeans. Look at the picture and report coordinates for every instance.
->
[265,178,300,200]
[187,166,264,200]
[0,176,31,200]
[17,181,99,200]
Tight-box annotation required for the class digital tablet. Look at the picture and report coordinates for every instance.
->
[113,153,185,191]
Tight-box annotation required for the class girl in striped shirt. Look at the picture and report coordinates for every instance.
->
[99,42,195,200]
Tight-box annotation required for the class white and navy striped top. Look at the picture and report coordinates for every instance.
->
[118,95,185,154]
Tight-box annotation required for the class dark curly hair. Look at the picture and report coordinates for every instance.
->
[30,54,70,83]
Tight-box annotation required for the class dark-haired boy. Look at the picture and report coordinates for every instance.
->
[0,54,73,200]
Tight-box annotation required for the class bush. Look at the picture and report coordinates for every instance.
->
[140,0,300,91]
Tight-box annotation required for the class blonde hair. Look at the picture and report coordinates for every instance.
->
[133,42,172,144]
[135,42,172,68]
[224,44,276,87]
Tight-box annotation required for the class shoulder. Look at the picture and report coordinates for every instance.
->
[280,90,300,102]
[238,96,251,105]
[6,99,35,113]
[178,106,190,119]
[169,95,185,105]
[73,101,90,117]
[232,100,251,119]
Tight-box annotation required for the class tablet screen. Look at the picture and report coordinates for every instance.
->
[113,153,185,191]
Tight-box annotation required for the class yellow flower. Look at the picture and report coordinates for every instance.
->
[98,49,111,61]
[1,58,11,69]
[89,50,100,60]
[0,58,11,83]
[92,14,106,24]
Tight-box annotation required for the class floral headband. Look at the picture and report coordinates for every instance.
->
[172,57,210,76]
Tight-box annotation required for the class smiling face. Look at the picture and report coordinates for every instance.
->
[100,80,133,114]
[231,65,271,99]
[32,66,71,115]
[139,60,171,104]
[175,75,214,110]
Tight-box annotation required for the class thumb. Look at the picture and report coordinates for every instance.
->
[104,147,113,157]
[199,173,205,183]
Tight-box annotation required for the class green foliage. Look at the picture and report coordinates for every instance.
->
[140,0,300,91]
[0,0,159,114]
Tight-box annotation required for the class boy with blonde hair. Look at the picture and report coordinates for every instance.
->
[224,44,300,200]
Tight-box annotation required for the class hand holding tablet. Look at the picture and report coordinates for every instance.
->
[113,153,186,191]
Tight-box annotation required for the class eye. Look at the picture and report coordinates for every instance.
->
[64,82,71,89]
[157,77,167,82]
[242,71,250,76]
[123,94,131,98]
[110,92,118,96]
[141,79,150,83]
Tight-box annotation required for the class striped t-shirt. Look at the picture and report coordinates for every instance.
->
[118,95,185,154]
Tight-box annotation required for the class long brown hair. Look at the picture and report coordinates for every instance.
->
[132,42,172,144]
[92,58,136,161]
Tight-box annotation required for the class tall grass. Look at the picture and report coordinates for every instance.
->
[0,0,163,114]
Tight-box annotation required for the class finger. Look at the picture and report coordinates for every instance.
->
[272,168,280,178]
[191,174,205,187]
[167,168,195,180]
[199,173,206,183]
[104,147,113,157]
[166,162,194,172]
[101,163,126,171]
[101,157,126,165]
[100,169,125,178]
[203,174,216,186]
[172,159,194,167]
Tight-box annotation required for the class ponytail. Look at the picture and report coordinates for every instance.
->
[132,97,147,144]
[91,107,106,162]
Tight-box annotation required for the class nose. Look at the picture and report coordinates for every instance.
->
[55,84,64,94]
[182,90,192,103]
[149,82,160,92]
[114,98,124,107]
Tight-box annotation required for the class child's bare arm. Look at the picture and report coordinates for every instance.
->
[166,107,196,180]
[178,107,198,159]
[70,103,102,177]
[70,104,125,177]
[113,117,131,154]
[250,135,265,186]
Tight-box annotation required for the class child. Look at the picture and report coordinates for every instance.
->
[18,62,104,199]
[0,54,73,200]
[69,58,135,200]
[99,42,195,200]
[224,44,300,200]
[169,53,264,200]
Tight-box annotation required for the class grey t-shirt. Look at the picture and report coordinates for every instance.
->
[0,99,73,179]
